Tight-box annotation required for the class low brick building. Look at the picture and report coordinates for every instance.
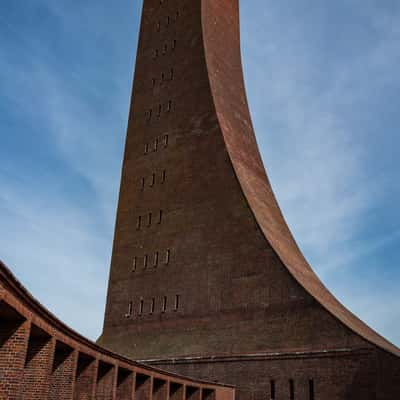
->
[98,1,400,399]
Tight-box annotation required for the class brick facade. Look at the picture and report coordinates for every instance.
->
[99,1,400,399]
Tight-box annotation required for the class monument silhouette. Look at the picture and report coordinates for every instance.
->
[98,1,400,399]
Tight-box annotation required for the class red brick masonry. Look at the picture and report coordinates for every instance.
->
[0,261,234,400]
[99,1,400,399]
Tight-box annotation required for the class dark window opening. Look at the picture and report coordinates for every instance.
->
[148,213,152,226]
[144,143,149,154]
[158,210,163,224]
[150,173,156,187]
[167,100,172,112]
[165,249,170,265]
[154,137,159,152]
[161,170,166,183]
[289,380,295,400]
[163,134,169,147]
[139,299,144,316]
[150,298,155,314]
[270,380,275,400]
[125,301,132,318]
[309,380,315,400]
[162,296,167,312]
[132,257,137,272]
[141,177,145,190]
[143,254,148,269]
[174,295,180,311]
[157,104,162,117]
[137,216,142,230]
[172,39,176,50]
[152,78,156,87]
[154,252,159,267]
[170,68,174,80]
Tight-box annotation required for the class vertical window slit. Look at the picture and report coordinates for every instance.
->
[148,213,152,226]
[139,299,144,316]
[132,257,137,272]
[165,249,170,265]
[154,252,159,267]
[162,296,167,313]
[161,170,166,183]
[150,298,155,314]
[174,295,180,311]
[150,173,156,187]
[158,210,163,224]
[144,143,149,154]
[137,216,142,230]
[270,380,275,400]
[289,379,294,400]
[143,254,148,269]
[125,301,132,318]
[141,177,145,190]
[154,137,159,152]
[163,134,169,147]
[309,380,314,400]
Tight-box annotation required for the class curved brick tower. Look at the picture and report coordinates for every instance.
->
[100,1,400,399]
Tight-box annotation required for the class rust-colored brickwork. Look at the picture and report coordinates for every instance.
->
[0,262,234,400]
[99,0,400,399]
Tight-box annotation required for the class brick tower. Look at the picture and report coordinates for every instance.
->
[99,1,400,399]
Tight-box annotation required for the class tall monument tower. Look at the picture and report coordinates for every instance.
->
[100,1,400,399]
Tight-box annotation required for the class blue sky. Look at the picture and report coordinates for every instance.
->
[1,0,399,346]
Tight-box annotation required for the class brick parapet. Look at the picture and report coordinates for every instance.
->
[0,260,235,400]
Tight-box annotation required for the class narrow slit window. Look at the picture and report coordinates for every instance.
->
[162,296,167,312]
[289,380,295,400]
[163,134,169,147]
[161,170,166,183]
[166,16,170,25]
[150,173,156,187]
[158,210,163,224]
[165,249,170,265]
[170,68,174,80]
[139,299,144,316]
[154,137,159,152]
[172,39,176,50]
[143,254,148,269]
[163,44,168,54]
[309,380,314,400]
[137,216,142,230]
[125,301,133,318]
[152,78,156,87]
[144,143,149,154]
[148,212,152,226]
[174,295,180,311]
[157,21,161,31]
[153,49,159,59]
[154,252,159,267]
[270,380,275,400]
[157,104,162,117]
[147,109,153,121]
[167,100,172,112]
[150,298,155,314]
[132,257,137,272]
[161,72,165,82]
[141,177,145,190]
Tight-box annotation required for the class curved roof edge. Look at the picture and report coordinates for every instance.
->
[201,0,400,358]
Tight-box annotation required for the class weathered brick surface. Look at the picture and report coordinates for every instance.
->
[0,311,29,400]
[99,0,400,399]
[20,327,54,400]
[49,345,76,400]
